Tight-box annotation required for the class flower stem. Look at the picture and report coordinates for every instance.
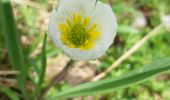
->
[38,60,74,99]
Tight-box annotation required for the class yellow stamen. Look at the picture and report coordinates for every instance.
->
[73,13,83,24]
[69,44,76,48]
[80,42,94,50]
[66,18,72,26]
[88,31,101,40]
[59,13,101,51]
[77,13,82,23]
[73,14,77,23]
[60,34,69,45]
[83,16,90,27]
[59,23,69,33]
[89,24,97,32]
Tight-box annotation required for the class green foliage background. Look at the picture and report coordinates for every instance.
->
[0,0,170,100]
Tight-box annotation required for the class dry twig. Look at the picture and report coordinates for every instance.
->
[0,71,19,76]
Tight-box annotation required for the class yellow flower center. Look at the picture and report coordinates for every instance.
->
[58,13,101,50]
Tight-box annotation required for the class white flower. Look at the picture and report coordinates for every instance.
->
[48,0,117,60]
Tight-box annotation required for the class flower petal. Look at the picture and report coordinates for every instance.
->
[92,1,117,47]
[60,1,117,60]
[88,1,117,57]
[48,8,63,48]
[48,1,117,60]
[59,0,96,16]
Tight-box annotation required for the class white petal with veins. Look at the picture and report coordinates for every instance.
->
[48,0,117,60]
[59,0,96,16]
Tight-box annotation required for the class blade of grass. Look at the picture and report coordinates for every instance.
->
[0,86,19,100]
[0,0,28,99]
[50,57,170,99]
[34,34,47,97]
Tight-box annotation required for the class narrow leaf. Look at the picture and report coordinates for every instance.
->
[0,86,19,100]
[51,57,170,99]
[0,0,28,99]
[35,34,47,97]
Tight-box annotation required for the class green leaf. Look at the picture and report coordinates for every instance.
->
[0,86,19,100]
[0,0,28,99]
[35,34,47,97]
[51,57,170,99]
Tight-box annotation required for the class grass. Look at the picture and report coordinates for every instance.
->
[0,0,170,99]
[0,0,28,99]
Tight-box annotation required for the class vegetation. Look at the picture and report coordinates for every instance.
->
[0,0,170,100]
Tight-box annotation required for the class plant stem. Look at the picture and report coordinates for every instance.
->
[38,60,74,99]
